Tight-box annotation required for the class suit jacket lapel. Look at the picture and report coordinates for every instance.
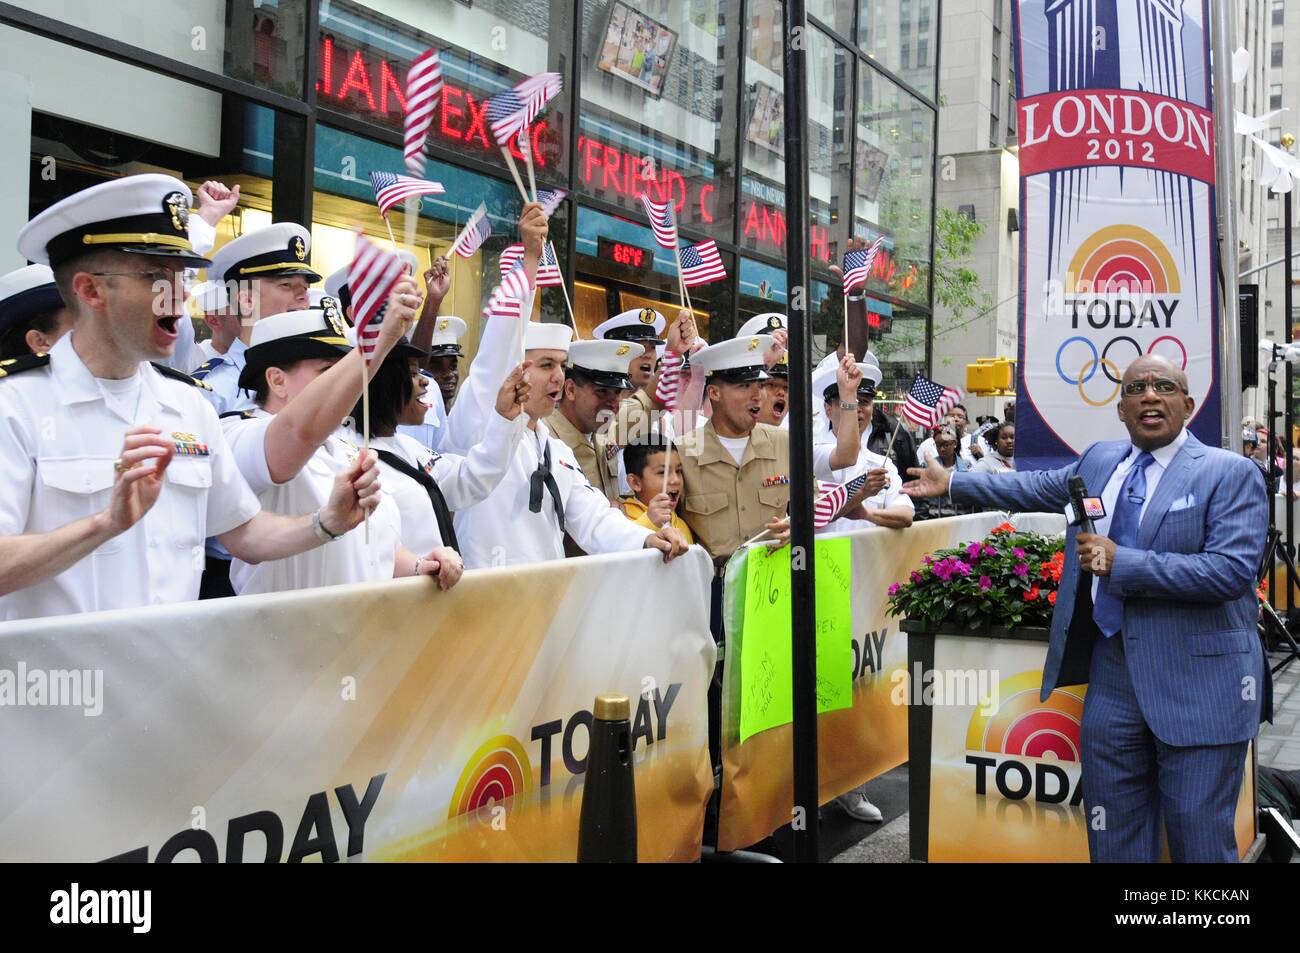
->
[1137,434,1205,548]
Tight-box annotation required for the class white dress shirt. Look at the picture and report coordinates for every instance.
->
[0,332,261,620]
[355,409,522,555]
[440,289,653,568]
[1089,427,1189,602]
[223,412,403,594]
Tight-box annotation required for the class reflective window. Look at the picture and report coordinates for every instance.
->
[319,0,574,185]
[854,67,934,309]
[8,0,311,98]
[858,0,937,98]
[578,0,736,243]
[740,9,851,273]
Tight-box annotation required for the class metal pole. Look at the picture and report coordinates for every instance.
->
[1238,250,1300,282]
[781,0,818,864]
[1211,0,1241,447]
[1286,187,1295,616]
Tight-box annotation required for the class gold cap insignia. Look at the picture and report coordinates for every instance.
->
[766,315,782,330]
[292,236,306,261]
[437,319,449,331]
[747,338,760,351]
[638,308,656,325]
[323,298,347,337]
[163,192,189,233]
[616,344,631,356]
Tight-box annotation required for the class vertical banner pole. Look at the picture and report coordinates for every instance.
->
[781,0,818,864]
[1285,188,1295,614]
[1211,0,1241,443]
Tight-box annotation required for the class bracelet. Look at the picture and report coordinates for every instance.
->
[413,557,422,576]
[839,400,859,410]
[312,509,343,542]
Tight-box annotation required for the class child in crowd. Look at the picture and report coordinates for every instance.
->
[621,437,695,545]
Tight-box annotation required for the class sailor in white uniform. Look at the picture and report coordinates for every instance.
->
[195,222,319,415]
[1,174,381,620]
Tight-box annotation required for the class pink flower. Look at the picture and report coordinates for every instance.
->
[910,571,923,584]
[888,583,901,596]
[979,575,992,590]
[966,541,982,559]
[982,544,996,557]
[1013,562,1029,577]
[933,559,955,581]
[1013,547,1026,559]
[953,560,972,577]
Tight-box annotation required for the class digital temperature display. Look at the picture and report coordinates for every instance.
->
[597,237,652,269]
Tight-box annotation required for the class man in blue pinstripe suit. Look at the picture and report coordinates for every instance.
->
[905,355,1271,862]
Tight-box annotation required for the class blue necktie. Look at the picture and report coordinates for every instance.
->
[1092,451,1154,638]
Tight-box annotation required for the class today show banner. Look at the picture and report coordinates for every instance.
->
[1013,0,1222,471]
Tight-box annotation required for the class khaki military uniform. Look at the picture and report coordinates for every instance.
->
[609,387,659,449]
[545,408,621,502]
[678,421,790,566]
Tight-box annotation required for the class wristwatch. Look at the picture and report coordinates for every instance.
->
[839,400,859,410]
[312,509,343,542]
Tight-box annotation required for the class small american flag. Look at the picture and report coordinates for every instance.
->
[680,240,726,286]
[485,264,532,320]
[403,49,443,175]
[813,472,872,528]
[902,374,962,428]
[449,203,491,258]
[350,235,408,363]
[498,242,562,286]
[370,172,444,217]
[842,236,885,292]
[639,194,678,249]
[486,72,562,146]
[536,188,567,218]
[655,351,684,409]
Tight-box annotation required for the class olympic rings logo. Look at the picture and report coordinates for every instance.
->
[1054,336,1188,406]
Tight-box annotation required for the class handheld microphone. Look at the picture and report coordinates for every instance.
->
[1068,475,1095,534]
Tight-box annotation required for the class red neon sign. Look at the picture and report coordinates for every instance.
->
[318,36,552,167]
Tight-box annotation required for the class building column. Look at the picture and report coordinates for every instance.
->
[0,69,33,270]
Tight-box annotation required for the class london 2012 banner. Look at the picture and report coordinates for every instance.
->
[1013,0,1220,470]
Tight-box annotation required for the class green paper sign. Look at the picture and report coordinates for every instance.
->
[739,538,854,744]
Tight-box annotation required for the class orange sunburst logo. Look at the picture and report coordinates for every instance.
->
[1065,225,1180,296]
[965,671,1086,761]
[448,734,532,818]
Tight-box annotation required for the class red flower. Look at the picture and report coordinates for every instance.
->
[1023,585,1041,602]
[1048,590,1057,606]
[991,522,1017,535]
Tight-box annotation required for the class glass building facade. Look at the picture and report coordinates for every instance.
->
[2,0,940,388]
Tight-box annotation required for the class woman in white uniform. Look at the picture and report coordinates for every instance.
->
[345,339,529,556]
[222,279,469,594]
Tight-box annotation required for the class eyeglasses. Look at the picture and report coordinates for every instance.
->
[89,270,183,284]
[1121,378,1186,397]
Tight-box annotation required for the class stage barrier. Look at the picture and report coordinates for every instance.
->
[0,548,716,862]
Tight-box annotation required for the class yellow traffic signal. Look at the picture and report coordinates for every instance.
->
[966,358,1016,396]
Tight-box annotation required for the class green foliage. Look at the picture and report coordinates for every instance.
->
[933,205,991,321]
[886,522,1065,630]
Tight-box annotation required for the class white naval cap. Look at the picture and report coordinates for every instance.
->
[524,322,573,353]
[428,315,468,357]
[566,339,636,390]
[239,307,352,391]
[208,222,320,284]
[322,250,417,315]
[811,360,883,402]
[17,173,210,269]
[190,279,229,313]
[593,306,664,344]
[692,334,774,383]
[0,264,63,334]
[736,312,787,337]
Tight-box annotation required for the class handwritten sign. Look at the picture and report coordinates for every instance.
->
[739,540,854,744]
